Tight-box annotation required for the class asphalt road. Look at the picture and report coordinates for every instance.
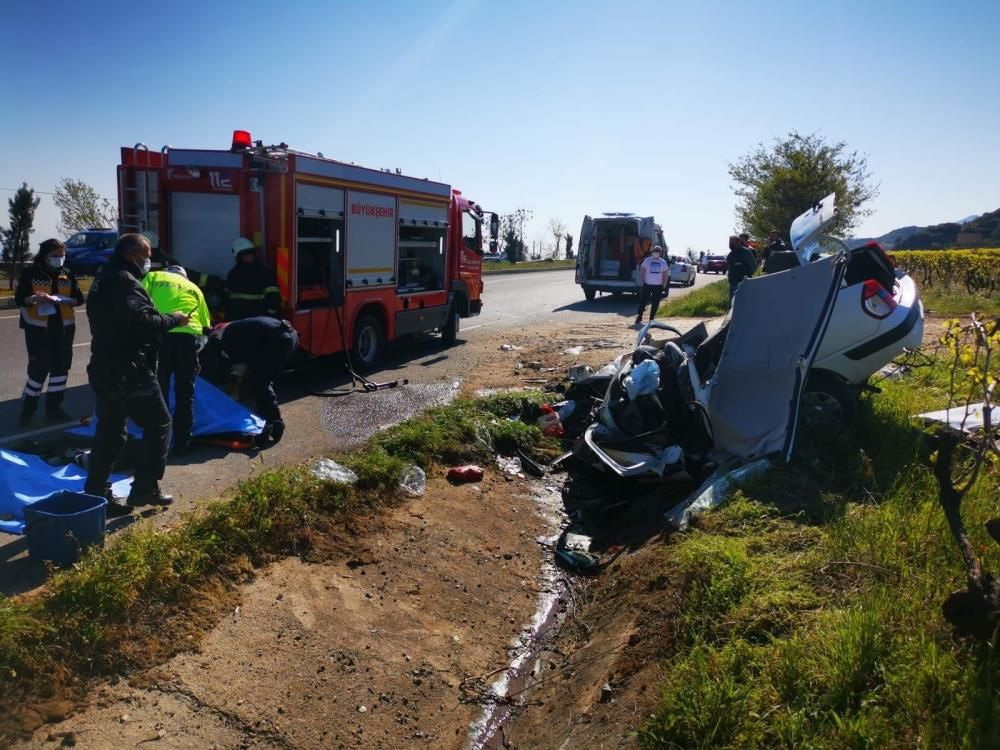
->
[0,269,714,437]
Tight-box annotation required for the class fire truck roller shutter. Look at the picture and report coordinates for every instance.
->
[170,192,241,279]
[297,184,345,216]
[346,191,397,288]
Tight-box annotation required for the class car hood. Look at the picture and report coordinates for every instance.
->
[789,192,838,265]
[708,252,846,462]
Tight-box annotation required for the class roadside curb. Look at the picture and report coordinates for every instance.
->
[0,297,16,310]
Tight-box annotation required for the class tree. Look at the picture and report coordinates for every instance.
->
[728,131,878,239]
[1,183,41,290]
[547,218,567,259]
[53,178,117,235]
[498,208,533,263]
[564,232,574,259]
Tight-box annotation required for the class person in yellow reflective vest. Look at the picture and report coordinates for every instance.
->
[225,237,281,320]
[142,265,212,455]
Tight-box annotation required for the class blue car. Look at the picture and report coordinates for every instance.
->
[64,229,118,275]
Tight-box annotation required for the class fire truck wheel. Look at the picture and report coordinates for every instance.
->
[442,304,460,346]
[584,288,596,301]
[351,314,383,372]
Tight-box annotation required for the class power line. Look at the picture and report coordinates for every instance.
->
[0,187,55,195]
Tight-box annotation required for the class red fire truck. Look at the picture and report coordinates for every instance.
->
[117,130,497,369]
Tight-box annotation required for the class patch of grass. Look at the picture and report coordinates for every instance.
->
[921,287,1000,318]
[0,391,549,738]
[638,361,1000,748]
[657,279,729,317]
[482,259,576,274]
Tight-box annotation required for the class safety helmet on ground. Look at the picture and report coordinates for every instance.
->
[165,265,188,278]
[232,237,256,258]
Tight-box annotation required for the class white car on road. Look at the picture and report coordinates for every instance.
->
[668,256,696,287]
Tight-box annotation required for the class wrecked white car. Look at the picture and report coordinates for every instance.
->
[572,193,924,482]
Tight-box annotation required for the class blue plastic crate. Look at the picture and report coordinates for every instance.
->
[24,491,107,567]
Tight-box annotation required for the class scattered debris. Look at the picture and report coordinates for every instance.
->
[497,456,522,476]
[562,346,584,356]
[917,402,987,435]
[447,465,485,484]
[536,405,565,438]
[499,344,521,351]
[399,465,426,496]
[311,458,359,484]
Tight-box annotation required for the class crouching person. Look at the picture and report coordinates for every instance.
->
[142,265,212,456]
[206,316,298,445]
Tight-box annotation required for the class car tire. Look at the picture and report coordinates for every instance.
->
[584,288,596,301]
[441,303,459,346]
[800,371,858,428]
[351,314,383,372]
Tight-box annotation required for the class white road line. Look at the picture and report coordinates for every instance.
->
[73,342,89,347]
[0,314,20,320]
[0,419,87,445]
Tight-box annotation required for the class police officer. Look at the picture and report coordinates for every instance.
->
[225,237,281,320]
[84,234,190,511]
[206,316,298,444]
[142,265,212,456]
[14,239,84,425]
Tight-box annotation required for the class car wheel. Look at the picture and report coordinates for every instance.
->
[441,303,459,346]
[351,314,383,372]
[800,372,858,428]
[584,288,596,301]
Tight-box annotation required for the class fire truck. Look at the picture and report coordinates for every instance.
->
[116,130,497,369]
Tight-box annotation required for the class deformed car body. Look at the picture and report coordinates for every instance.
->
[574,193,925,482]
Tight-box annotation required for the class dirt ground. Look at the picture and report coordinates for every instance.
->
[11,314,945,749]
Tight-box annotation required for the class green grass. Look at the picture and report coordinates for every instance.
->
[482,258,576,274]
[637,357,1000,749]
[657,279,729,317]
[920,287,1000,318]
[0,392,551,733]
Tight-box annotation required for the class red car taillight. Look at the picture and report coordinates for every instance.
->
[861,279,897,319]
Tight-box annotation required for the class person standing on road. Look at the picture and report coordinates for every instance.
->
[142,265,212,456]
[204,316,299,445]
[14,239,84,426]
[225,237,281,321]
[84,234,190,513]
[726,235,758,306]
[634,245,670,325]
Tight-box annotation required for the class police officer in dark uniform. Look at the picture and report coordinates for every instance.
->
[84,233,190,512]
[225,237,281,320]
[205,316,298,444]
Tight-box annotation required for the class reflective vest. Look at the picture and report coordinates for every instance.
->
[17,266,80,328]
[141,271,212,336]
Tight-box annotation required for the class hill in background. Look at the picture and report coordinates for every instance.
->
[849,207,1000,249]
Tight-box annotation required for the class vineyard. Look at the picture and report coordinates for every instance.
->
[892,247,1000,297]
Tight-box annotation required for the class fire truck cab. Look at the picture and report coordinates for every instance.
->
[117,130,497,369]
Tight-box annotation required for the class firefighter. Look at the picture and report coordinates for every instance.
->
[142,265,212,456]
[225,237,281,321]
[14,238,85,425]
[84,233,190,512]
[204,316,298,445]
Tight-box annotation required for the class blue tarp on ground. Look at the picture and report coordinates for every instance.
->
[67,375,265,439]
[0,450,131,535]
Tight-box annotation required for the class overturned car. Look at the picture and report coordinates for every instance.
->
[571,193,924,484]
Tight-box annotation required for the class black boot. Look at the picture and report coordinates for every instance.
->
[86,484,132,517]
[18,395,38,427]
[45,403,74,422]
[128,483,175,507]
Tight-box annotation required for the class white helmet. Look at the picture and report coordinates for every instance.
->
[165,265,188,278]
[141,230,160,249]
[232,237,256,258]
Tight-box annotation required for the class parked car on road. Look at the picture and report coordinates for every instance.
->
[668,256,696,286]
[64,228,117,275]
[699,254,727,274]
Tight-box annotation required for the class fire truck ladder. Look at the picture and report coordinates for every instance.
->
[119,143,161,234]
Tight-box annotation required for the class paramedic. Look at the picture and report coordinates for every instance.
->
[726,235,758,306]
[84,233,190,511]
[635,245,669,325]
[206,316,298,445]
[142,265,212,456]
[14,238,84,425]
[225,237,281,320]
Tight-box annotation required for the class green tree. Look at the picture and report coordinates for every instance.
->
[728,131,878,239]
[53,177,116,235]
[498,208,532,263]
[564,232,574,259]
[547,217,566,259]
[1,183,41,290]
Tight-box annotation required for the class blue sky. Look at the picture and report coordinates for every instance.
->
[1,0,998,255]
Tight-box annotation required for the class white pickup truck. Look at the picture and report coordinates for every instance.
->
[575,213,668,300]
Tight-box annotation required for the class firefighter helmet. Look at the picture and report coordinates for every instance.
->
[232,237,256,258]
[165,265,188,278]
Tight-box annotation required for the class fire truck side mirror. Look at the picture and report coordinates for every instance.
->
[489,213,499,240]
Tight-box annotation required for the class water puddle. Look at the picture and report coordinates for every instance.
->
[319,381,460,448]
[467,482,585,749]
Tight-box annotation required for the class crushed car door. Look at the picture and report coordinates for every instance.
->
[790,192,837,265]
[708,253,846,463]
